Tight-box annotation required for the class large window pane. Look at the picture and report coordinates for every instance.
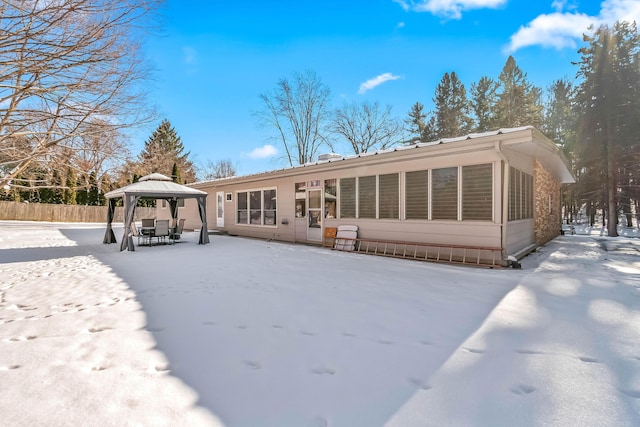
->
[325,179,337,218]
[339,178,356,218]
[295,182,306,218]
[237,191,248,224]
[378,173,399,219]
[462,164,492,221]
[358,175,376,218]
[432,167,458,220]
[263,189,276,225]
[405,170,428,220]
[250,190,262,225]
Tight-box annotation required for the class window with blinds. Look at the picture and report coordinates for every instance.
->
[339,177,356,218]
[432,167,458,220]
[405,170,429,220]
[358,175,376,218]
[509,167,533,221]
[509,167,518,220]
[462,164,492,221]
[378,173,399,219]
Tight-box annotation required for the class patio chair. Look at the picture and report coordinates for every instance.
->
[154,219,170,245]
[140,218,155,244]
[170,218,185,242]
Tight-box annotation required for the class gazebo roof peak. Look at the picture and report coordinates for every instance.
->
[139,173,172,182]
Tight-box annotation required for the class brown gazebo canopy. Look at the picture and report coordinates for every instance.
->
[103,173,209,251]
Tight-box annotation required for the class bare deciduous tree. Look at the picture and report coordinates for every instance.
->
[200,159,237,181]
[0,0,162,189]
[331,100,402,154]
[255,70,332,166]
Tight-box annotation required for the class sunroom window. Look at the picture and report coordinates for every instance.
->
[358,175,376,218]
[339,178,356,218]
[405,170,429,220]
[378,173,399,219]
[432,167,458,220]
[462,164,493,221]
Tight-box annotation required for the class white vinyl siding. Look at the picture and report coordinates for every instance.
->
[462,164,493,221]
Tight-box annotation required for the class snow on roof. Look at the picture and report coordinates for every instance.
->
[192,126,538,186]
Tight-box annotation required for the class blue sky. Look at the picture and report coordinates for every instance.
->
[140,0,638,177]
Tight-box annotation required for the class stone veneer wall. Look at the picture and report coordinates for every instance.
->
[534,160,562,245]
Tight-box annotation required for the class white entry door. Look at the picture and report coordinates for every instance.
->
[216,191,224,227]
[307,188,322,242]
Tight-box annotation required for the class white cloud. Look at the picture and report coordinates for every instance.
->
[358,73,402,94]
[247,144,277,159]
[506,12,595,52]
[393,0,506,20]
[507,0,640,52]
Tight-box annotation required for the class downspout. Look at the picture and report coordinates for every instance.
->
[494,140,509,262]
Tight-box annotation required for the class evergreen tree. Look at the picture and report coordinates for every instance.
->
[543,79,578,222]
[404,102,427,144]
[432,71,473,138]
[51,170,63,204]
[88,172,100,206]
[470,76,498,132]
[494,56,543,128]
[171,162,181,183]
[575,21,640,236]
[63,168,77,205]
[136,119,196,183]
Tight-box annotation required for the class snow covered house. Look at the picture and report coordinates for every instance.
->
[160,126,574,266]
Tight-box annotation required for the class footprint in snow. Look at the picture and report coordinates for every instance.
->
[310,367,336,376]
[308,416,328,427]
[510,384,536,395]
[342,332,356,337]
[243,360,261,370]
[578,356,600,363]
[88,327,111,333]
[516,349,545,355]
[378,339,394,345]
[464,347,485,354]
[0,365,21,371]
[408,377,432,390]
[203,321,216,326]
[300,330,316,336]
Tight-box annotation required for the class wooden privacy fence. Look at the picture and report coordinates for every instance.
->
[0,201,156,224]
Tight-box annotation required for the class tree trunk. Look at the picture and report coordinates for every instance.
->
[606,134,618,237]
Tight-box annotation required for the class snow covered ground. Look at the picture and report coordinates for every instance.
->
[0,220,639,427]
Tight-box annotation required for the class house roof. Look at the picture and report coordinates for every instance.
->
[105,174,207,199]
[192,126,575,186]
